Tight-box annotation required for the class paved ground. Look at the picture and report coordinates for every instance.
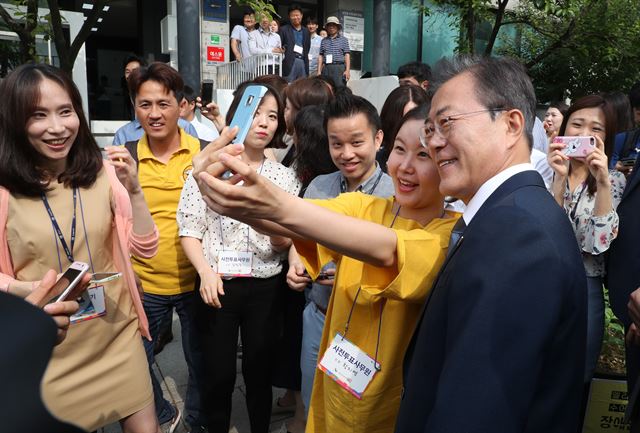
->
[101,312,293,433]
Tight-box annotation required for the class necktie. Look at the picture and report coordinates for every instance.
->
[446,217,466,258]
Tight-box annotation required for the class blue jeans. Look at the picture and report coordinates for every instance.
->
[286,57,307,83]
[300,302,326,415]
[142,291,206,427]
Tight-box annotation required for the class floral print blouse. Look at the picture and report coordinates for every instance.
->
[561,170,626,277]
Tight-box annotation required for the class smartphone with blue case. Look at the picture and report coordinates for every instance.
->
[228,84,269,144]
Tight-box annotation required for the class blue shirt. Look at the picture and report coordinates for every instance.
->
[293,27,303,48]
[319,34,350,64]
[610,129,640,169]
[112,118,198,145]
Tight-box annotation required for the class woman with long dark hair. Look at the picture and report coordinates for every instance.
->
[0,63,159,432]
[547,94,626,386]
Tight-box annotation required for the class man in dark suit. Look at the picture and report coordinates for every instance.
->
[606,157,640,429]
[279,4,311,82]
[394,55,588,432]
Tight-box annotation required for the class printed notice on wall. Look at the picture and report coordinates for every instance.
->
[340,11,364,52]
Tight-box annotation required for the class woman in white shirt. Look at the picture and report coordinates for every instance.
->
[177,82,301,433]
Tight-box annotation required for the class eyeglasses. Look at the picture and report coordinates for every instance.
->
[419,108,508,147]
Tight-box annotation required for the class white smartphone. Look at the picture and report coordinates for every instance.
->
[54,261,90,303]
[90,272,122,284]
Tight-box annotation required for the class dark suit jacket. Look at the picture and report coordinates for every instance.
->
[606,158,640,420]
[279,24,310,77]
[0,292,85,433]
[395,171,587,433]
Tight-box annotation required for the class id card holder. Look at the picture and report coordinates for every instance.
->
[318,332,380,399]
[294,44,304,54]
[71,285,107,324]
[325,54,333,64]
[218,250,252,278]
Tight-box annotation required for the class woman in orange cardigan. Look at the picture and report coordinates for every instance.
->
[0,64,160,433]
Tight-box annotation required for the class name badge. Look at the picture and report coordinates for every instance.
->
[294,44,304,54]
[325,54,333,64]
[71,285,107,324]
[218,250,252,277]
[318,333,380,399]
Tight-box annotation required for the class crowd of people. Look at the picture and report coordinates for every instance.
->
[231,5,351,87]
[2,17,640,433]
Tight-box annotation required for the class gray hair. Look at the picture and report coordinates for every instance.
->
[430,55,537,149]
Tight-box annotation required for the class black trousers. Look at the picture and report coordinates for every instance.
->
[195,273,284,433]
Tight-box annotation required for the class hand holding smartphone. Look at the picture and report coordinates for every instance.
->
[200,80,214,108]
[54,261,90,303]
[554,136,596,158]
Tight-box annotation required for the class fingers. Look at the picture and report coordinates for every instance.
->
[594,134,605,151]
[628,287,640,326]
[26,269,61,307]
[627,324,640,346]
[43,300,80,345]
[192,127,242,176]
[200,274,224,308]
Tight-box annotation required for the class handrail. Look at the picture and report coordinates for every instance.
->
[212,53,284,91]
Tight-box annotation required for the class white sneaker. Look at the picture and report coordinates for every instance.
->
[161,406,182,433]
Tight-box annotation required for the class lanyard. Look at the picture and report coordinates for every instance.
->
[218,158,266,253]
[341,169,384,195]
[567,180,588,222]
[42,188,77,265]
[42,188,95,273]
[341,202,401,371]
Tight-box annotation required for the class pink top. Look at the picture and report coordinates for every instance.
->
[0,162,158,339]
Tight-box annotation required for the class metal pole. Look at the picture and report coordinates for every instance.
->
[177,0,201,90]
[372,0,391,76]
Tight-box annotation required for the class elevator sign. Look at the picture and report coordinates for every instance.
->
[207,46,225,62]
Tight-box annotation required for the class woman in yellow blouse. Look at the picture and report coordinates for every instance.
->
[194,103,458,432]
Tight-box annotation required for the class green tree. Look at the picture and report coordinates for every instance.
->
[0,0,107,74]
[499,0,640,101]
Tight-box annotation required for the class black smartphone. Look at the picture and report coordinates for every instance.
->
[200,80,214,107]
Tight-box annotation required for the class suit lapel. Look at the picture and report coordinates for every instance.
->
[413,171,546,329]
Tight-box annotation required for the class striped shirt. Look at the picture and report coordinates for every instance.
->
[320,34,350,64]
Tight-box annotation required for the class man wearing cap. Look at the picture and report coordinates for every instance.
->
[317,17,350,88]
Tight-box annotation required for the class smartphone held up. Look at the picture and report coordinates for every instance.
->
[228,84,269,145]
[554,136,596,158]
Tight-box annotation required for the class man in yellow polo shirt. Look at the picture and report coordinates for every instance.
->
[126,62,206,433]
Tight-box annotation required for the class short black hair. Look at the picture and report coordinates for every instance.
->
[243,8,255,17]
[182,85,197,103]
[128,62,185,104]
[122,53,146,71]
[629,81,640,110]
[288,4,303,14]
[397,61,432,83]
[306,17,318,25]
[324,88,381,135]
